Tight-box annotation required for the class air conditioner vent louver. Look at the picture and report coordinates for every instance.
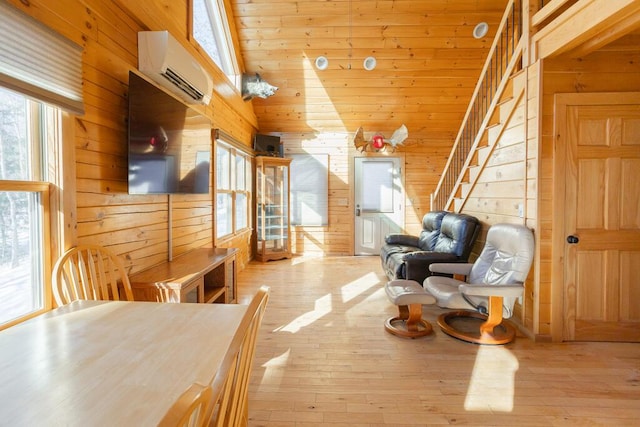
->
[161,68,204,102]
[137,31,212,105]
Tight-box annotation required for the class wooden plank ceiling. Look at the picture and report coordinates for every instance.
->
[231,0,509,141]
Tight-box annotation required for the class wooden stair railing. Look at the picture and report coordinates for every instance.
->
[431,0,524,212]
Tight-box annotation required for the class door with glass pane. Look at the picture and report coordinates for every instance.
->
[354,157,403,255]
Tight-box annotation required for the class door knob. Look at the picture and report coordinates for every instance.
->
[355,204,361,216]
[567,235,579,244]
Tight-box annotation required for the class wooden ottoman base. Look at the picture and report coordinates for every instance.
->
[437,310,516,345]
[384,279,436,339]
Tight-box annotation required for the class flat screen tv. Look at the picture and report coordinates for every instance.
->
[127,71,211,194]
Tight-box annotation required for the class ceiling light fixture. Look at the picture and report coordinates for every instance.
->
[473,22,489,39]
[315,56,329,70]
[363,56,377,71]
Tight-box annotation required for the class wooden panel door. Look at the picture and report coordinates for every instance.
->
[559,93,640,342]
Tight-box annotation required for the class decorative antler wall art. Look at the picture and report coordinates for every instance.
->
[353,124,408,152]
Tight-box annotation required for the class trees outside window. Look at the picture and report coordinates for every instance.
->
[0,87,53,328]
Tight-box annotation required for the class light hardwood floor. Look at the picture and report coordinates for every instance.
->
[237,256,640,426]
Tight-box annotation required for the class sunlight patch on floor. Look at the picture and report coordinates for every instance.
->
[258,349,291,390]
[464,345,518,412]
[340,272,381,303]
[276,293,332,333]
[290,253,324,265]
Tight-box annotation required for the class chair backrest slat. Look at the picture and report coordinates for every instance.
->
[158,382,213,427]
[209,286,270,427]
[52,244,134,306]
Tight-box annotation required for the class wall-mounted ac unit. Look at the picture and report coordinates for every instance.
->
[138,31,213,105]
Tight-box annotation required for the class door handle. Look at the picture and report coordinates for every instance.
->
[567,235,579,244]
[355,204,361,216]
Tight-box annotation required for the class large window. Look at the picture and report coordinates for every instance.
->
[0,87,54,328]
[215,138,251,240]
[191,0,240,88]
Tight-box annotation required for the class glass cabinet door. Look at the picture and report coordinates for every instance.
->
[256,157,291,262]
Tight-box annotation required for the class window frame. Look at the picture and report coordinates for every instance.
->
[0,94,73,329]
[0,181,52,329]
[189,0,241,89]
[214,132,252,243]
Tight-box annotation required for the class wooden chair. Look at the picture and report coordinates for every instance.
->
[159,383,213,427]
[208,286,270,427]
[52,244,134,306]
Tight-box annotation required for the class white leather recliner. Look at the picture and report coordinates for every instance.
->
[424,223,535,344]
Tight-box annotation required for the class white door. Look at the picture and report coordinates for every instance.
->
[354,157,403,255]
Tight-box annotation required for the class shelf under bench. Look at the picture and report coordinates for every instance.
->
[129,247,237,304]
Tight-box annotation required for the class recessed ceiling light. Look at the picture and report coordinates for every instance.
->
[315,56,328,70]
[473,22,489,39]
[363,56,377,71]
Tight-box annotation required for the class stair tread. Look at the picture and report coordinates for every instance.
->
[497,95,514,107]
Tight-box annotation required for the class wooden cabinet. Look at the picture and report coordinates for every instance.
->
[129,247,237,303]
[256,156,292,262]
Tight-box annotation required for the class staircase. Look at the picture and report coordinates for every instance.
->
[453,70,526,212]
[431,0,524,212]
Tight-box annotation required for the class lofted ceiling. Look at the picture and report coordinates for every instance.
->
[230,0,509,142]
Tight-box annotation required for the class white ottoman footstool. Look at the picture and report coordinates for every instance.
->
[384,279,436,338]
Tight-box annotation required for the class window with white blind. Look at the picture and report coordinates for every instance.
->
[0,1,84,115]
[288,154,329,226]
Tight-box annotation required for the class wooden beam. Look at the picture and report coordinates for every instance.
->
[568,10,640,58]
[532,0,640,59]
[531,0,572,27]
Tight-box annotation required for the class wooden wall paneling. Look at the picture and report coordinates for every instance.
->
[232,0,509,208]
[276,129,449,255]
[110,0,188,41]
[8,0,257,276]
[211,94,256,146]
[5,0,95,46]
[170,196,214,257]
[280,132,353,255]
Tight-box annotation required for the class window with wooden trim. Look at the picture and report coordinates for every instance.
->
[0,88,56,329]
[215,138,251,240]
[191,0,241,88]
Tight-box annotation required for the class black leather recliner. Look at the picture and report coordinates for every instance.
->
[380,211,480,285]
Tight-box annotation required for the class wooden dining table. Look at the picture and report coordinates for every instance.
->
[0,300,248,426]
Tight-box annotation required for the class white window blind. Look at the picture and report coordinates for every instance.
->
[289,154,329,226]
[0,1,84,115]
